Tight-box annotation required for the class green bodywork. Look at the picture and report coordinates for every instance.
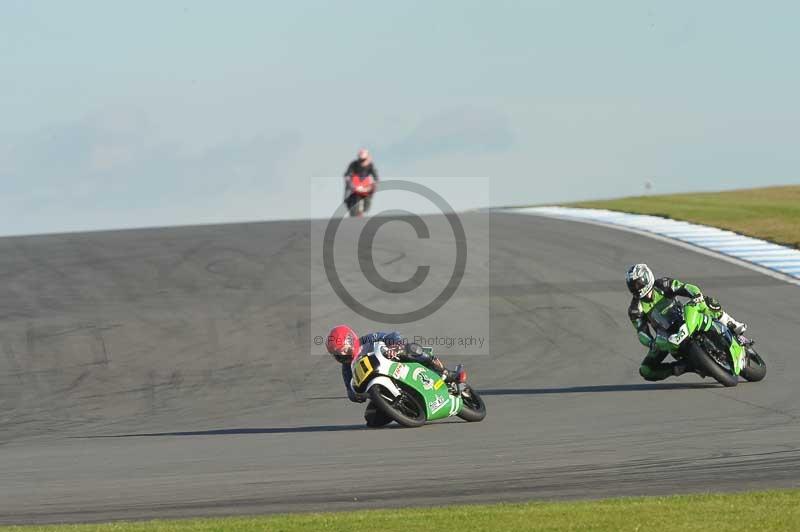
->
[656,298,746,375]
[387,361,462,420]
[351,354,462,421]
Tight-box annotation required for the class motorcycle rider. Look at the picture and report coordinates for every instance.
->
[325,324,457,403]
[343,148,379,215]
[626,263,748,381]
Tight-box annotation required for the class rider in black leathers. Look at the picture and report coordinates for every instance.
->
[343,148,379,214]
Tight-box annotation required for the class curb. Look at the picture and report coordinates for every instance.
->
[508,206,800,285]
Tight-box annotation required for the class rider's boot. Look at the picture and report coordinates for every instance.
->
[441,368,453,382]
[672,361,689,377]
[430,356,465,384]
[428,356,452,381]
[718,311,748,335]
[442,366,465,384]
[673,361,706,378]
[447,364,468,393]
[444,364,467,383]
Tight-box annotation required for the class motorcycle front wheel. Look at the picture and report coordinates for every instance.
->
[368,383,426,428]
[685,340,738,387]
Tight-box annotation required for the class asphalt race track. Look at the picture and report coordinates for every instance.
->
[1,213,799,524]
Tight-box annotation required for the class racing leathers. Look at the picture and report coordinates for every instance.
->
[340,331,448,402]
[628,277,746,381]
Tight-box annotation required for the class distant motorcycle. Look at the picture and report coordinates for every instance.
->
[348,174,375,217]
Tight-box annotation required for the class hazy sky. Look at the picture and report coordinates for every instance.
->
[2,1,798,236]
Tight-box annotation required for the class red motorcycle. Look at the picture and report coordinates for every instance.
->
[348,174,375,217]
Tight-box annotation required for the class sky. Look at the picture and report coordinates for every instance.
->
[1,1,798,236]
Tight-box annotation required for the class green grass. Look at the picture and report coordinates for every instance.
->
[4,489,800,532]
[569,185,800,248]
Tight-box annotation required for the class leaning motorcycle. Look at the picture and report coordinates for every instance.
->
[351,342,487,427]
[348,174,375,217]
[650,298,766,387]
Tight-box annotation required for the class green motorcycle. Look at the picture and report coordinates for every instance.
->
[650,298,766,387]
[351,341,487,428]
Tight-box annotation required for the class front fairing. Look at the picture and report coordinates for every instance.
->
[682,301,711,336]
[703,321,746,375]
[644,291,685,335]
[644,293,689,352]
[649,299,711,352]
[682,302,746,374]
[648,299,685,334]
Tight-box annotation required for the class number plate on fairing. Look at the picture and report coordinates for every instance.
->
[353,355,378,386]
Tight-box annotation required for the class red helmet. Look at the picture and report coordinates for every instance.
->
[326,325,361,363]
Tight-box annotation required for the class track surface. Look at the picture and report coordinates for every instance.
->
[1,213,799,524]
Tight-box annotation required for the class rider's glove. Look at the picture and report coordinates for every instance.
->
[381,343,405,359]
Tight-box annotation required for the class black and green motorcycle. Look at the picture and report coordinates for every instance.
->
[649,298,766,387]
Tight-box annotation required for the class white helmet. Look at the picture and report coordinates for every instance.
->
[626,263,655,298]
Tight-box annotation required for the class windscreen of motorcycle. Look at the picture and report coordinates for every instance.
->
[647,300,684,334]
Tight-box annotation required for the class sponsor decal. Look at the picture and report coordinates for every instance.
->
[392,363,409,380]
[434,379,444,390]
[668,324,689,346]
[428,395,448,413]
[413,367,435,390]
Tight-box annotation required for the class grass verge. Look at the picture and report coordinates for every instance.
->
[3,489,800,532]
[570,185,800,248]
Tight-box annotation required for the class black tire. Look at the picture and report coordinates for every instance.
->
[685,340,738,387]
[368,383,426,428]
[457,387,487,422]
[740,348,767,382]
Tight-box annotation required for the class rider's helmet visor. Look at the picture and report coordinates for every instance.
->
[333,353,351,363]
[627,275,652,297]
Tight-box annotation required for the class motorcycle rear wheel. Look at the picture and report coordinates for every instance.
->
[368,383,426,428]
[740,348,767,382]
[457,387,487,422]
